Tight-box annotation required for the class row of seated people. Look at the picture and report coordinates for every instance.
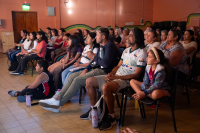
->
[7,26,199,131]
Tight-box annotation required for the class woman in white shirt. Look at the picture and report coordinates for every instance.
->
[16,32,38,56]
[61,32,99,86]
[48,29,58,47]
[145,30,160,52]
[180,30,197,64]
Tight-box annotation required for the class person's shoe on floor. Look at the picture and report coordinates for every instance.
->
[39,97,60,109]
[99,114,116,131]
[80,108,92,120]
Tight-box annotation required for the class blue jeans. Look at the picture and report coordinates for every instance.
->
[9,50,21,64]
[62,63,84,86]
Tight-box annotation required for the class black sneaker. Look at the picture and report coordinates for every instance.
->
[100,115,116,130]
[80,108,91,120]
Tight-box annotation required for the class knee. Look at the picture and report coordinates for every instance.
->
[86,77,95,87]
[102,83,110,95]
[150,91,160,100]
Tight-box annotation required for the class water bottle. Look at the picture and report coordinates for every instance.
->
[92,107,98,128]
[26,92,31,107]
[99,46,104,68]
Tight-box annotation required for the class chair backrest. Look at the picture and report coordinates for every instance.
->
[170,67,178,103]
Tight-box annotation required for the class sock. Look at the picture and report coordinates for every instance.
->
[109,113,114,118]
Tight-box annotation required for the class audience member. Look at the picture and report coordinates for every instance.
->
[80,27,147,130]
[180,30,197,64]
[39,27,120,113]
[48,29,58,47]
[145,30,160,52]
[8,60,55,102]
[47,35,82,88]
[119,27,124,39]
[118,28,129,48]
[109,28,115,41]
[160,29,189,79]
[10,31,48,75]
[144,29,150,46]
[46,27,52,39]
[61,32,99,86]
[8,30,27,64]
[83,29,90,41]
[161,30,168,43]
[113,29,121,45]
[130,48,170,101]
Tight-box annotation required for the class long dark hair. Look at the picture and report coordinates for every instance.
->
[131,27,145,49]
[150,48,171,85]
[37,31,48,44]
[185,30,195,41]
[29,32,37,49]
[52,29,58,36]
[68,35,80,58]
[88,32,99,49]
[74,32,85,48]
[77,29,83,35]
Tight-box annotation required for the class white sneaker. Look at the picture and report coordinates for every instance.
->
[39,98,60,109]
[42,106,61,113]
[10,71,19,75]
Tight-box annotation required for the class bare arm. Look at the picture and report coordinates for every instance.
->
[185,47,196,54]
[28,73,48,89]
[170,50,184,66]
[31,48,42,54]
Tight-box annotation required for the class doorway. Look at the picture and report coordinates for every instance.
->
[12,12,38,42]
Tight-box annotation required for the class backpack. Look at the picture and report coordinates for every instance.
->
[88,95,108,129]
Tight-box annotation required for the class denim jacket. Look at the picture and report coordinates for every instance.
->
[141,64,168,95]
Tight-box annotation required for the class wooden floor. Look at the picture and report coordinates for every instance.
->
[0,53,200,133]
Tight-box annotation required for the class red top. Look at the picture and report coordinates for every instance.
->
[36,40,47,58]
[63,41,68,47]
[53,37,63,48]
[149,66,155,86]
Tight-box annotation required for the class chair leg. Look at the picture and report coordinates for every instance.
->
[122,96,127,126]
[170,99,177,132]
[138,101,144,118]
[153,100,159,133]
[83,87,86,93]
[98,91,101,100]
[141,103,146,119]
[115,94,121,108]
[185,86,190,105]
[79,88,82,104]
[31,61,34,77]
[119,92,124,126]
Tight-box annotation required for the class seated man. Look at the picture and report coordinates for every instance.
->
[80,27,147,130]
[39,27,120,112]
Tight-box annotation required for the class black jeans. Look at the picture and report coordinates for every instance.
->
[17,86,54,99]
[15,54,39,72]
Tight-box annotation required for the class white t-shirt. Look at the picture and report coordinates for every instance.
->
[116,47,147,76]
[180,41,197,63]
[22,39,32,50]
[145,42,160,52]
[80,45,98,64]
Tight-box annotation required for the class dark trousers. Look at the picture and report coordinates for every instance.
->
[15,54,39,72]
[18,86,54,99]
[9,50,21,64]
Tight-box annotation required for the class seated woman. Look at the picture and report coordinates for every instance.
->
[7,30,27,64]
[180,30,197,64]
[48,35,82,88]
[160,30,168,44]
[144,29,150,46]
[109,28,115,41]
[113,29,121,46]
[51,33,71,62]
[160,29,189,79]
[46,27,52,39]
[130,48,170,101]
[145,30,160,52]
[8,60,55,102]
[16,32,38,57]
[117,28,129,49]
[46,28,65,61]
[83,29,89,42]
[61,32,99,87]
[10,31,48,75]
[47,28,58,47]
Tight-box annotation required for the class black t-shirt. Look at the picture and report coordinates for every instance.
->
[114,36,121,44]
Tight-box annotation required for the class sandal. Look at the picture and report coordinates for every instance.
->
[8,90,21,97]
